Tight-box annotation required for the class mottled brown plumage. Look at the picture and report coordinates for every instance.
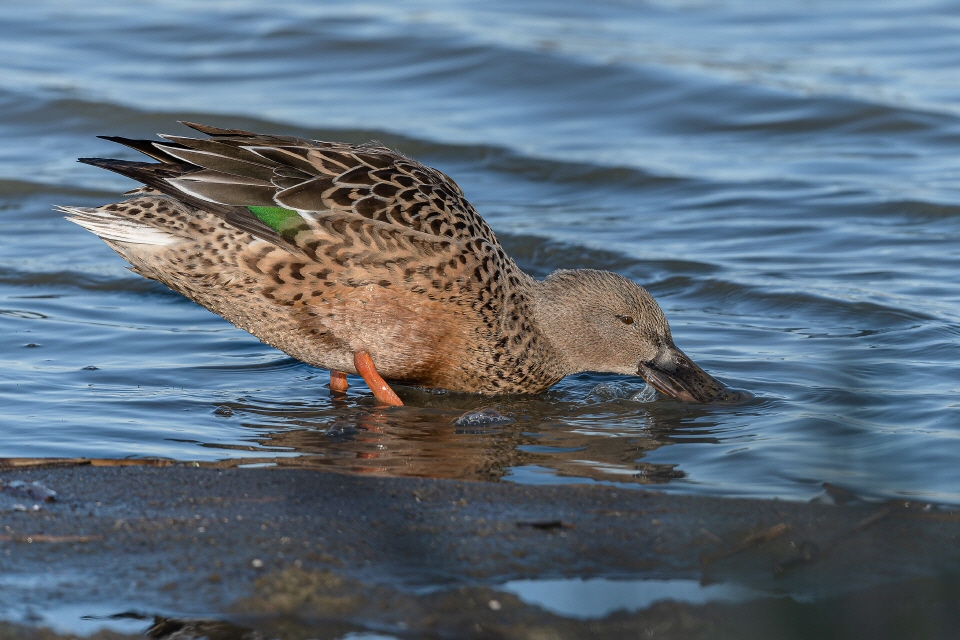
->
[60,123,727,403]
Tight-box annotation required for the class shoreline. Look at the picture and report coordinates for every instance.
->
[2,463,959,638]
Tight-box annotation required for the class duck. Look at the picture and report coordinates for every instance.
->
[59,122,728,406]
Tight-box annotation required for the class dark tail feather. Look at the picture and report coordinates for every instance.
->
[77,157,286,247]
[180,121,261,137]
[178,121,308,147]
[78,157,192,191]
[78,157,235,218]
[97,136,188,164]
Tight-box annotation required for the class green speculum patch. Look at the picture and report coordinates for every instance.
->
[247,206,300,232]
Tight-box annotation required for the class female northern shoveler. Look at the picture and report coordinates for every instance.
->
[60,123,727,406]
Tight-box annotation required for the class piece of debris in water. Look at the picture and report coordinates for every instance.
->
[2,480,57,502]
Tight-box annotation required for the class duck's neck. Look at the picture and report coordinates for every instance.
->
[531,270,604,377]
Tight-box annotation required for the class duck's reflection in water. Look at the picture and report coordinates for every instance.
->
[212,383,731,486]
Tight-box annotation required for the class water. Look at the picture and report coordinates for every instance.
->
[2,0,960,504]
[500,577,762,619]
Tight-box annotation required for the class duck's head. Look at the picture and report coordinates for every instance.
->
[536,269,727,403]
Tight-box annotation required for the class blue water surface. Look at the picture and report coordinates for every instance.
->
[1,0,959,504]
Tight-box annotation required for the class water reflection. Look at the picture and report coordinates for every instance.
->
[212,381,744,486]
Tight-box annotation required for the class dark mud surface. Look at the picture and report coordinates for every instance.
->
[2,464,960,639]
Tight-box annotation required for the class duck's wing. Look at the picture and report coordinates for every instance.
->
[82,123,525,324]
[87,122,500,248]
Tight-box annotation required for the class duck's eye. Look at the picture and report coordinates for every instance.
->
[616,314,634,325]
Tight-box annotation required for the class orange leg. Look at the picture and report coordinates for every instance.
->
[354,351,403,407]
[329,369,349,392]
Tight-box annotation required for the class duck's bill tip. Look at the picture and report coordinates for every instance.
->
[638,347,741,404]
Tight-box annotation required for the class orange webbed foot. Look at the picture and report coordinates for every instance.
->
[354,351,403,406]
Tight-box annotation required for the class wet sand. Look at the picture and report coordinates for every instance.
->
[2,463,960,639]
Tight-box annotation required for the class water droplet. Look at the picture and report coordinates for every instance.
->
[453,408,515,427]
[629,384,660,403]
[586,382,634,402]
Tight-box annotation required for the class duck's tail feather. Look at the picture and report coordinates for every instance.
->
[76,157,284,246]
[96,135,188,164]
[57,204,178,246]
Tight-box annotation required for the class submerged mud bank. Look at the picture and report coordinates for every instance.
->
[1,464,960,639]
